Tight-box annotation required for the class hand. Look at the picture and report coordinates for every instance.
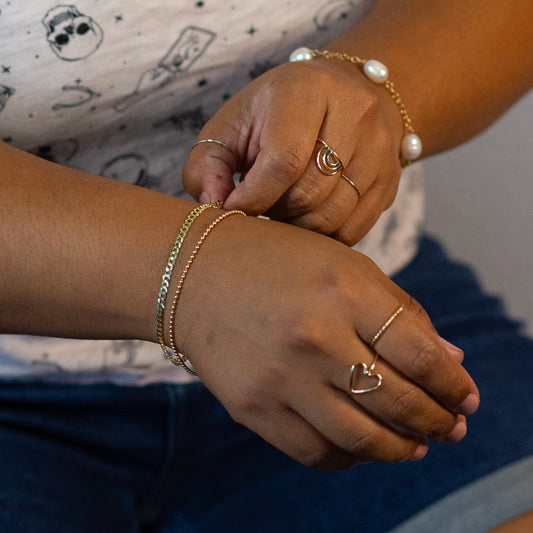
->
[183,57,404,246]
[173,214,479,470]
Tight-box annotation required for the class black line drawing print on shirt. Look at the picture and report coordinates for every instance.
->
[152,106,208,134]
[249,60,277,80]
[114,26,216,113]
[52,84,101,110]
[101,153,187,196]
[42,5,104,61]
[31,340,152,374]
[29,138,79,164]
[313,0,357,31]
[0,84,15,114]
[100,153,161,189]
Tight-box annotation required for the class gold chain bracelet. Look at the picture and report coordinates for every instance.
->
[167,209,246,375]
[289,47,422,165]
[156,202,222,362]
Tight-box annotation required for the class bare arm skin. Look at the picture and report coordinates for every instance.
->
[0,141,183,342]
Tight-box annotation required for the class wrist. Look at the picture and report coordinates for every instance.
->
[290,47,421,164]
[157,204,247,374]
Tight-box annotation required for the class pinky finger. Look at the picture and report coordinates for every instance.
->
[291,385,428,465]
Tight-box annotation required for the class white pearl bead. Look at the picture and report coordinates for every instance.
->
[401,133,422,160]
[363,60,389,84]
[289,47,313,62]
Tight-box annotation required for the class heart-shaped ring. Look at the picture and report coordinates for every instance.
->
[349,362,383,394]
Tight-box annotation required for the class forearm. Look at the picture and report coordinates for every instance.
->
[328,0,533,156]
[0,141,198,343]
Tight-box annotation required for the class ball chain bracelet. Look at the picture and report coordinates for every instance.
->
[156,202,222,362]
[167,209,247,375]
[289,47,422,164]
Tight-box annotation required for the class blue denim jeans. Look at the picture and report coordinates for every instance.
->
[1,236,532,532]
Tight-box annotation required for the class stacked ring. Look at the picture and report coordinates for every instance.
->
[350,305,405,394]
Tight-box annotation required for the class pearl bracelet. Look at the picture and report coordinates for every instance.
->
[289,47,422,163]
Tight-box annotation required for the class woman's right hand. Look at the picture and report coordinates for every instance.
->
[174,213,479,470]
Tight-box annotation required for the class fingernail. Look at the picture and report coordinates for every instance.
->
[443,420,468,443]
[199,191,212,204]
[457,393,480,416]
[410,443,428,461]
[438,337,464,362]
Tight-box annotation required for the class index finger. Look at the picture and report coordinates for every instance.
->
[223,94,327,214]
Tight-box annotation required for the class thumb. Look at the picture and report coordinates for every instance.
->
[182,139,239,203]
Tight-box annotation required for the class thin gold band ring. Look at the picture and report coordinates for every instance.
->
[341,173,361,199]
[191,139,238,161]
[349,305,405,394]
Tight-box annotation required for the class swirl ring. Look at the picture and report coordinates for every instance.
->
[316,138,344,176]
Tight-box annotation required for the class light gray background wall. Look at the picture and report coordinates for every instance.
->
[423,90,532,336]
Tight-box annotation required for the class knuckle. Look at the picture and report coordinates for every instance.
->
[383,194,394,211]
[454,380,475,407]
[283,315,328,355]
[305,63,341,90]
[226,387,266,426]
[181,161,201,195]
[226,407,247,427]
[383,185,398,210]
[332,223,359,246]
[410,339,440,380]
[357,90,395,136]
[389,388,419,423]
[298,440,335,469]
[318,264,356,306]
[373,126,394,154]
[431,416,459,440]
[300,210,338,235]
[392,163,402,184]
[376,438,419,464]
[297,438,356,471]
[382,167,402,211]
[287,182,321,212]
[347,428,377,459]
[405,295,427,320]
[405,295,435,332]
[396,442,421,463]
[333,232,353,246]
[358,89,380,120]
[263,146,307,184]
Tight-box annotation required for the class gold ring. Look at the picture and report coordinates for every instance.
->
[341,173,361,199]
[191,139,237,161]
[350,361,383,394]
[316,138,344,176]
[349,304,404,394]
[370,305,404,350]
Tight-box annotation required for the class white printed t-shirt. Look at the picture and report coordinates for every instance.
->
[0,0,423,384]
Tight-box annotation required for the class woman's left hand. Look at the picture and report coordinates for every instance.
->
[183,55,404,245]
